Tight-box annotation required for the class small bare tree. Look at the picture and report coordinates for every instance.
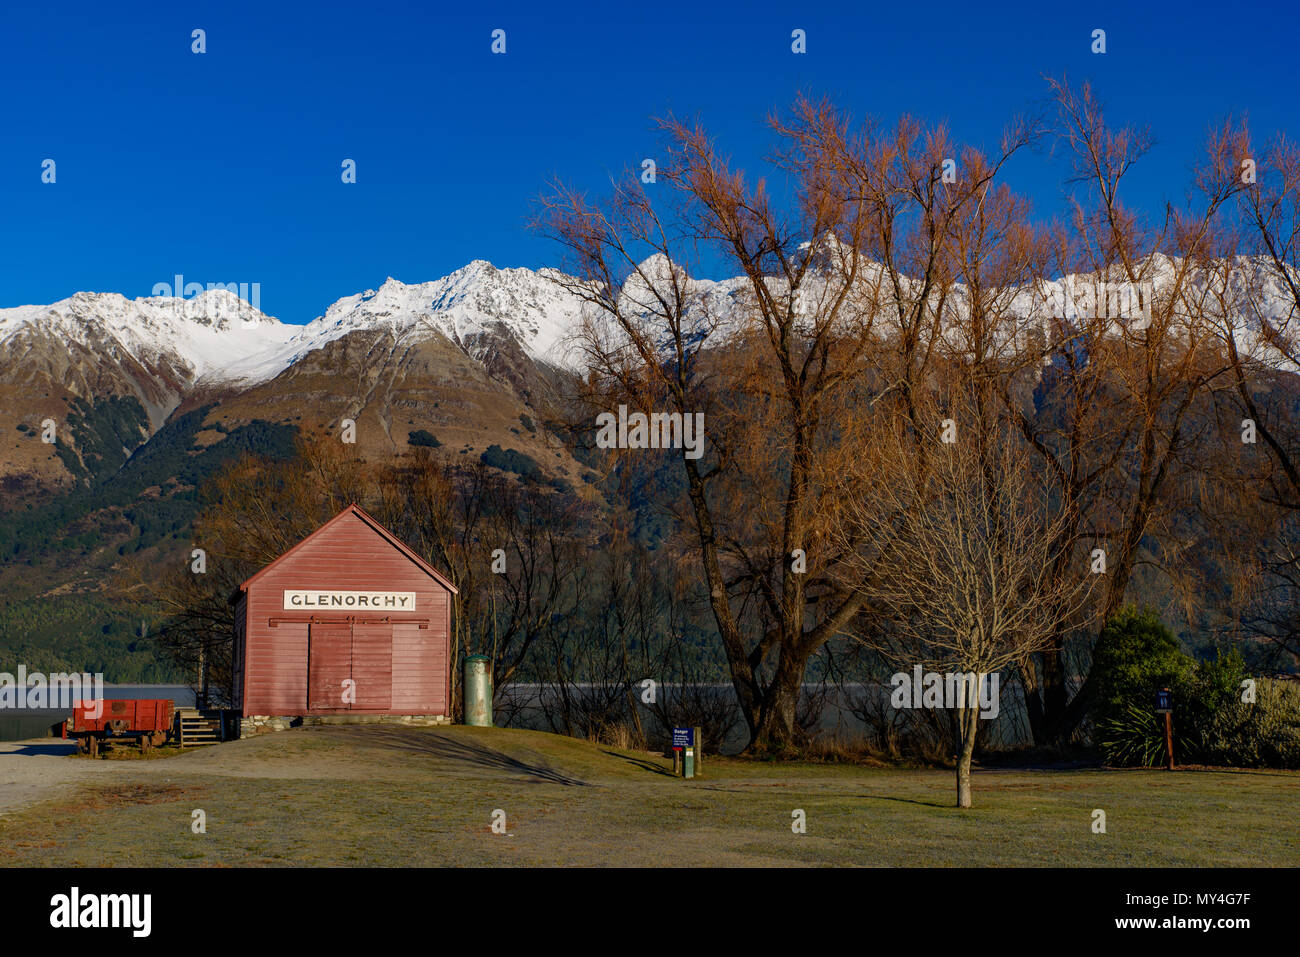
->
[836,389,1097,807]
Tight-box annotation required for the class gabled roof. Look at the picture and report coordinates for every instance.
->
[239,503,459,594]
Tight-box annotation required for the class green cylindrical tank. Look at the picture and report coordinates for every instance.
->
[463,655,493,727]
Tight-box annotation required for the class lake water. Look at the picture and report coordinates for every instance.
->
[494,681,1033,754]
[0,681,1033,753]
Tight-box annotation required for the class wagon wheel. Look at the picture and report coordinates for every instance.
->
[140,735,152,755]
[151,730,167,747]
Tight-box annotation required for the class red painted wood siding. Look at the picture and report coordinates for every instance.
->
[237,509,452,717]
[253,621,308,714]
[351,622,393,710]
[392,620,447,713]
[307,622,352,710]
[233,593,247,709]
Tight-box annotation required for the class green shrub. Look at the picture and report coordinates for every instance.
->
[1098,701,1188,768]
[1093,610,1300,768]
[480,444,542,481]
[408,429,441,448]
[1176,649,1248,755]
[1197,678,1300,769]
[1091,607,1192,733]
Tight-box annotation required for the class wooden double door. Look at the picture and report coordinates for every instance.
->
[307,619,393,711]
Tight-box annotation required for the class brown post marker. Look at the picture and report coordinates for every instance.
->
[1155,686,1175,770]
[694,726,703,777]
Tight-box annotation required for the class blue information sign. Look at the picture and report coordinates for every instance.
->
[672,727,694,748]
[1155,689,1172,713]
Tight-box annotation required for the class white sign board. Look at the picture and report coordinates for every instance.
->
[282,590,416,611]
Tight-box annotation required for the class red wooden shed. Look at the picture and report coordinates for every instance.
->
[232,504,457,734]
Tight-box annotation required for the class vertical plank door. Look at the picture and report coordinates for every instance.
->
[350,622,394,710]
[308,622,353,710]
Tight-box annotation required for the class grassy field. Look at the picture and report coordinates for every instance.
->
[2,724,1297,867]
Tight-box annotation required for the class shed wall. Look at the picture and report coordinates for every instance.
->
[238,510,451,717]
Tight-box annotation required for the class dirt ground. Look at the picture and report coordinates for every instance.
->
[2,725,1297,867]
[0,733,370,819]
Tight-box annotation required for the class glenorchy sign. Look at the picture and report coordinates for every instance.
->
[282,590,417,611]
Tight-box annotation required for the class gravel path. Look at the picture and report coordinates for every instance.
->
[0,729,408,819]
[0,740,102,818]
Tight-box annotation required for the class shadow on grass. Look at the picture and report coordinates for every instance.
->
[600,750,676,777]
[864,794,953,809]
[337,726,590,786]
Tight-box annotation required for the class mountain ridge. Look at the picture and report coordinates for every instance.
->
[3,251,1297,491]
[0,259,598,492]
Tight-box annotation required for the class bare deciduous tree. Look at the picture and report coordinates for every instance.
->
[538,96,1037,754]
[836,386,1097,806]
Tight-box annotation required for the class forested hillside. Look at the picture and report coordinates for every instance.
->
[0,398,298,680]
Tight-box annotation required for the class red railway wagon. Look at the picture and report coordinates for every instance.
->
[231,503,457,731]
[66,698,174,757]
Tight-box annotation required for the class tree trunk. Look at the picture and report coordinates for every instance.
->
[956,698,980,808]
[1038,636,1068,742]
[743,647,806,756]
[1020,661,1046,743]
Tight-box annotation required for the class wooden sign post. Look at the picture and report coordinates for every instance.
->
[672,727,696,778]
[1155,687,1174,770]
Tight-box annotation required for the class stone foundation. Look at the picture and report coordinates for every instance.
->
[239,714,452,738]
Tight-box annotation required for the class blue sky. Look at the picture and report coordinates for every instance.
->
[1,0,1296,324]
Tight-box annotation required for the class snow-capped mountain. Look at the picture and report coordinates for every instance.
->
[0,288,290,433]
[615,245,1300,368]
[0,288,285,376]
[0,260,593,402]
[212,260,592,386]
[0,288,286,382]
[2,251,1297,492]
[0,261,604,491]
[4,251,1297,404]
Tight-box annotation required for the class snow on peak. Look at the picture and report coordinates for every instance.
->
[207,261,596,384]
[0,262,599,389]
[0,288,292,382]
[297,262,588,368]
[6,254,1295,393]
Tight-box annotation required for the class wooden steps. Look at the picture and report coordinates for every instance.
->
[176,708,225,747]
